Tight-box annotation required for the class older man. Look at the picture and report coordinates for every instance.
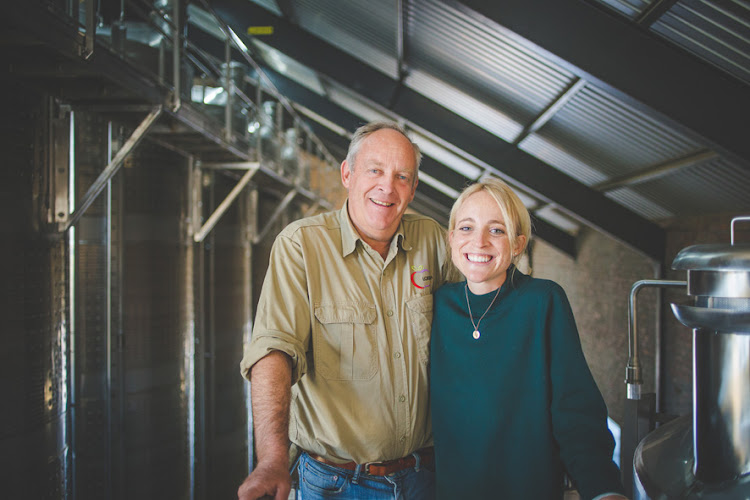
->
[238,121,447,500]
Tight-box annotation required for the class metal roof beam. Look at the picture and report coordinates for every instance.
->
[513,78,586,146]
[594,149,718,192]
[275,0,298,25]
[389,0,410,109]
[456,0,750,166]
[636,0,680,27]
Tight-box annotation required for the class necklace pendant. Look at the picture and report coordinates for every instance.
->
[472,330,480,340]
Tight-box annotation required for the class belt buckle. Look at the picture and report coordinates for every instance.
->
[363,461,384,475]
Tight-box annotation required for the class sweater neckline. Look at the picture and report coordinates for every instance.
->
[464,267,523,307]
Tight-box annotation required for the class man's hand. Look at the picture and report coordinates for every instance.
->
[238,352,294,500]
[237,460,291,500]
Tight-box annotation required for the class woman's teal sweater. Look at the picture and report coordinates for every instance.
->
[430,269,624,499]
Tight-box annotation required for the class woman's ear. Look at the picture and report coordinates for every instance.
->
[513,235,527,256]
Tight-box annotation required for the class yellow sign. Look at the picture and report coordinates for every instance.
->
[247,26,274,35]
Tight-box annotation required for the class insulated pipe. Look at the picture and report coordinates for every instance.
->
[627,279,686,400]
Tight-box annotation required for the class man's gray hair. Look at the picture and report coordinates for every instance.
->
[345,121,422,175]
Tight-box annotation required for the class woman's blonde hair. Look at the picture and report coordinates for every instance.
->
[444,177,532,281]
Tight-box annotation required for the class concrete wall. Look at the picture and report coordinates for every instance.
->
[531,228,657,426]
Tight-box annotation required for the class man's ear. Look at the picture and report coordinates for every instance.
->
[409,176,418,202]
[341,160,351,188]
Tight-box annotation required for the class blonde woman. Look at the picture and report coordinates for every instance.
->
[430,178,626,500]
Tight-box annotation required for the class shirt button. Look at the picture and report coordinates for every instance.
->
[393,352,401,359]
[399,395,406,402]
[386,310,393,317]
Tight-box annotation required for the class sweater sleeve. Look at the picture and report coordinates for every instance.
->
[545,283,625,500]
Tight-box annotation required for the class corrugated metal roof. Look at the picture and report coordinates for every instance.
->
[589,0,653,19]
[234,0,750,248]
[533,84,703,181]
[591,0,750,85]
[248,0,282,17]
[519,134,610,187]
[407,0,576,126]
[606,187,676,220]
[406,70,524,142]
[293,0,399,78]
[252,40,325,95]
[633,155,750,215]
[651,0,750,84]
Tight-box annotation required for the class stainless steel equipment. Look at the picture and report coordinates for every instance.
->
[634,216,750,499]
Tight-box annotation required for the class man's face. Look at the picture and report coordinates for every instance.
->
[341,129,418,248]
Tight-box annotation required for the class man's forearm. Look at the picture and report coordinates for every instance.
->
[250,351,293,465]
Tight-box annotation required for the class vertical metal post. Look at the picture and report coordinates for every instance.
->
[275,101,283,173]
[204,172,216,500]
[172,0,182,110]
[255,87,263,162]
[82,0,96,59]
[244,187,259,475]
[114,126,125,498]
[67,109,77,500]
[653,262,663,415]
[46,95,74,500]
[224,38,234,142]
[186,156,198,500]
[105,121,114,500]
[51,99,71,227]
[159,38,166,84]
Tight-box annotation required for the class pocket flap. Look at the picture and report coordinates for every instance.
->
[405,294,434,314]
[314,304,376,324]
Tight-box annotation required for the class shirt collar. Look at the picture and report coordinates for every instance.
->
[338,199,411,257]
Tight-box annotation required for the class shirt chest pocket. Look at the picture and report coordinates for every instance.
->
[313,304,378,380]
[405,294,433,365]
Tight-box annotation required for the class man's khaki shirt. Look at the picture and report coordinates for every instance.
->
[241,202,447,464]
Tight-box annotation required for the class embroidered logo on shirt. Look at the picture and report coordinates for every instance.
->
[410,265,433,289]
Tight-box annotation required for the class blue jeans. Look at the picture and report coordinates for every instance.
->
[296,452,435,500]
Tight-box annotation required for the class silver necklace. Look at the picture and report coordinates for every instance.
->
[465,284,501,340]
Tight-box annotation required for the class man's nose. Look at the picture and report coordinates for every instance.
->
[378,175,395,192]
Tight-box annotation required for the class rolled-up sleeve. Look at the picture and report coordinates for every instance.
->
[240,230,311,384]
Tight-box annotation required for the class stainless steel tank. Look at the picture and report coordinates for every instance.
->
[635,216,750,499]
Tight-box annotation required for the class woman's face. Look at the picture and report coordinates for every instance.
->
[449,190,526,294]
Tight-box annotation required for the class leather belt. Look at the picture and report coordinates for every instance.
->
[309,447,434,476]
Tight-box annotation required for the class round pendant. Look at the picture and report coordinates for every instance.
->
[472,330,480,340]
